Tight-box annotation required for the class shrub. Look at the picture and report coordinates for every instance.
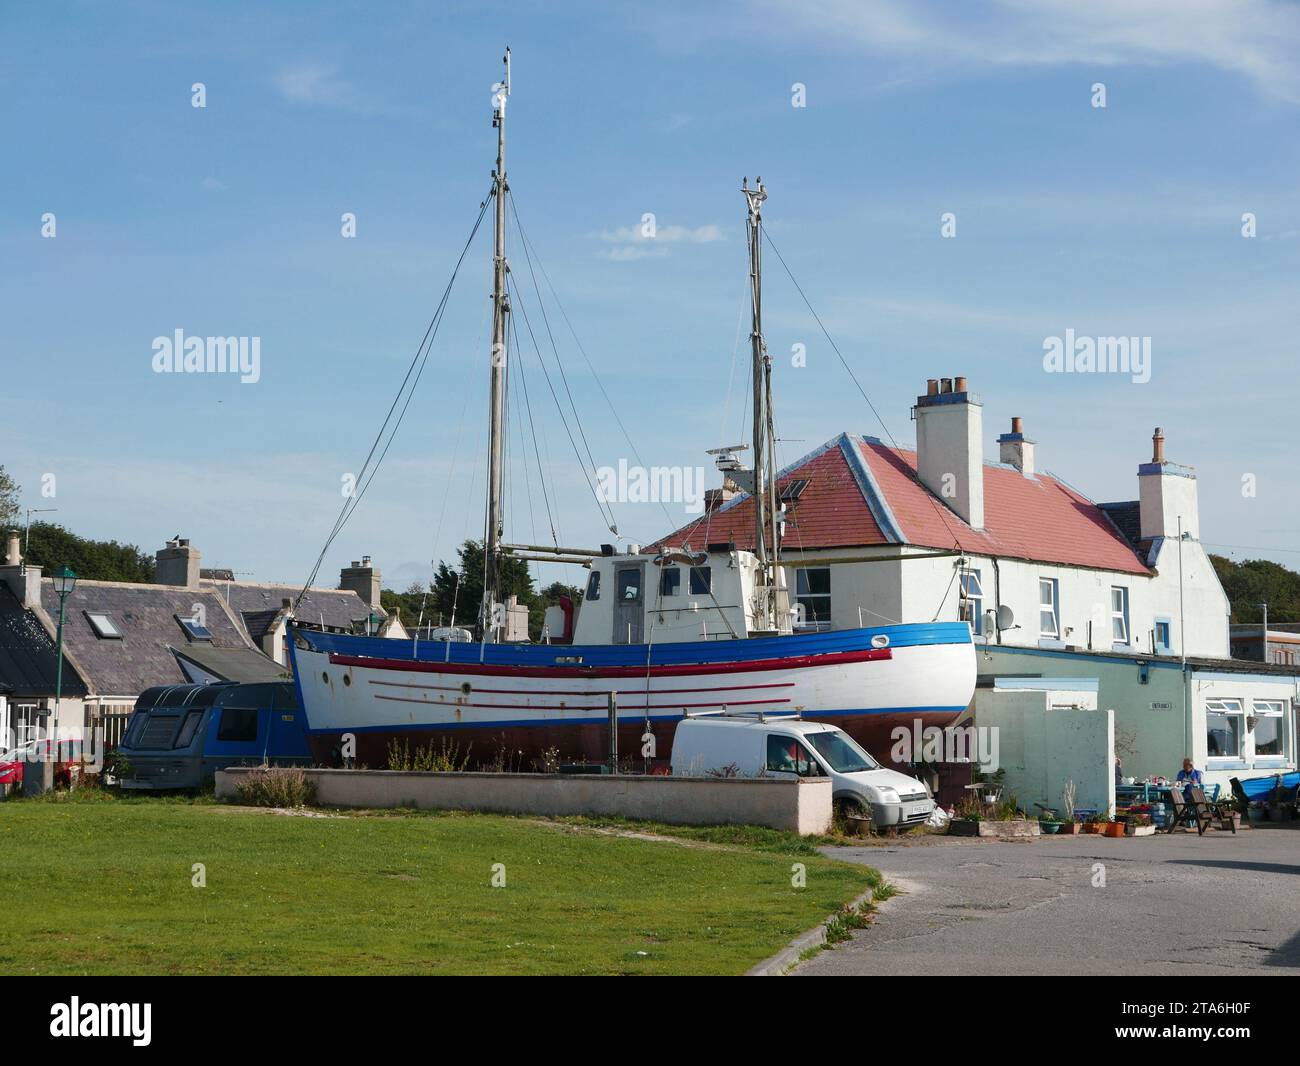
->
[234,767,317,808]
[386,737,471,772]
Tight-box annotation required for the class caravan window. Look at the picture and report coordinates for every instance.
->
[217,706,259,742]
[174,710,204,748]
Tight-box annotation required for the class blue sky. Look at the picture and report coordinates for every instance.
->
[2,0,1298,591]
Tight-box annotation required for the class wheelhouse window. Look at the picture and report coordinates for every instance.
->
[1251,700,1285,758]
[84,611,122,639]
[1038,579,1059,639]
[1110,586,1130,645]
[585,571,600,601]
[794,567,832,630]
[659,567,680,597]
[1205,698,1243,759]
[616,569,642,601]
[689,566,711,595]
[959,569,984,635]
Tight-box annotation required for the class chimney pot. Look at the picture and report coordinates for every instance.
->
[1011,416,1023,434]
[940,377,953,394]
[926,378,939,396]
[1152,427,1165,464]
[4,530,20,567]
[954,375,968,393]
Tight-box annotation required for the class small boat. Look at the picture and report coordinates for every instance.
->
[290,50,975,769]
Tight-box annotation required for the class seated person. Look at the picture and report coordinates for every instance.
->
[1176,758,1203,797]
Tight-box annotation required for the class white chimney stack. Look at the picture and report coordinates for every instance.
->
[915,375,984,529]
[997,416,1036,476]
[1138,427,1199,540]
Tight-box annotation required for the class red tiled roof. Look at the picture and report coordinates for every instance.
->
[654,433,1149,576]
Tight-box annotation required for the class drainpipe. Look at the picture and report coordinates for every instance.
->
[992,558,1002,645]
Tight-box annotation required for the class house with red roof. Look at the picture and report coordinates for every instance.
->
[652,377,1298,796]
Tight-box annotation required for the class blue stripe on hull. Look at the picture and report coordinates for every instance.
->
[304,704,973,735]
[293,620,972,669]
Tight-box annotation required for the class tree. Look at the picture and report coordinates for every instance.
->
[23,521,156,583]
[1211,555,1300,623]
[0,466,18,527]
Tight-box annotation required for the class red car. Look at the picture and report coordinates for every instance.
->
[0,737,82,788]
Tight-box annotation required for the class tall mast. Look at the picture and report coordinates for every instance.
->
[743,177,779,623]
[484,47,511,635]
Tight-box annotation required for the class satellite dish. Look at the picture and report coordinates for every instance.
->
[996,604,1015,631]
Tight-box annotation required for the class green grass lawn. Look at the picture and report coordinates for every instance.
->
[0,793,881,975]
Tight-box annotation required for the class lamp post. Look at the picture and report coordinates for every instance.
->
[1258,602,1269,664]
[51,565,77,721]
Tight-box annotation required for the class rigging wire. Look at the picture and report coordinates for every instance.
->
[296,190,493,609]
[508,191,677,534]
[760,227,967,555]
[508,251,621,535]
[505,276,559,546]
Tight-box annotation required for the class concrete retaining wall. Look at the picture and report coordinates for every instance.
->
[215,767,833,835]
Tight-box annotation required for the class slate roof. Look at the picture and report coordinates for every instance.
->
[655,432,1151,576]
[205,581,369,641]
[1097,501,1143,550]
[40,580,252,696]
[171,644,290,683]
[0,585,88,698]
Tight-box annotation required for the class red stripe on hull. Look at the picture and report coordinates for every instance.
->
[327,646,891,679]
[371,694,791,712]
[366,679,795,696]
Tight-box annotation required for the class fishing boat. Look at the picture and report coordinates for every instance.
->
[289,50,976,769]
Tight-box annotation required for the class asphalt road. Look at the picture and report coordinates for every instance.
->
[797,823,1300,976]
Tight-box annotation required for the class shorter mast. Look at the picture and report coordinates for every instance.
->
[742,176,781,631]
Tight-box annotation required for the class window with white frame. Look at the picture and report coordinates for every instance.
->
[1038,578,1059,639]
[959,569,984,635]
[1205,698,1244,759]
[1250,700,1286,758]
[1110,586,1130,645]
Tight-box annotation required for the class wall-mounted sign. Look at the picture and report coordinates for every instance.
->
[1150,701,1173,712]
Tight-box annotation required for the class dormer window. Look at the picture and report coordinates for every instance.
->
[84,612,122,639]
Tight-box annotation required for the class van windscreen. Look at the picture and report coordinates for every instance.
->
[807,730,878,773]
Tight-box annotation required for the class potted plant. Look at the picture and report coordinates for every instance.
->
[1082,810,1109,834]
[1059,815,1081,835]
[1104,818,1127,837]
[1038,813,1063,834]
[1125,810,1156,837]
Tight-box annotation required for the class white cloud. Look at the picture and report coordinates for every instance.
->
[598,222,725,243]
[200,177,226,191]
[274,62,372,113]
[653,0,1300,104]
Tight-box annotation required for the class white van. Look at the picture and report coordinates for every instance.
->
[671,713,934,829]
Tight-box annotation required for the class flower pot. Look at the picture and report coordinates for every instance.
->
[1104,822,1126,837]
[1060,823,1081,835]
[1125,823,1155,837]
[1082,823,1103,834]
[1039,821,1062,834]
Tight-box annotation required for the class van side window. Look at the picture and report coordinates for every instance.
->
[765,735,823,777]
[217,706,258,742]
